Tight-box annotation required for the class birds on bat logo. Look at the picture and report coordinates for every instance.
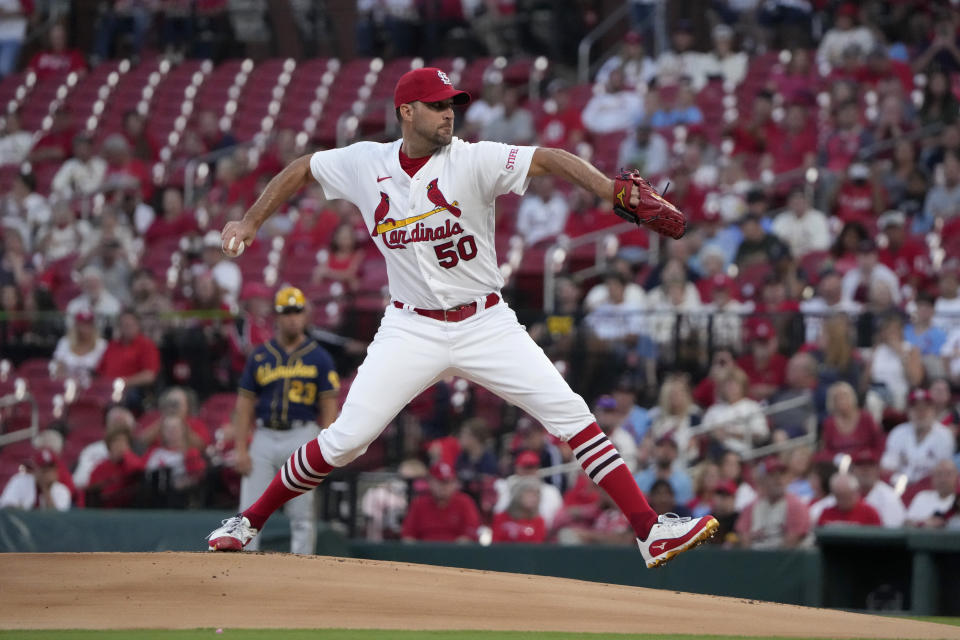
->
[371,178,464,249]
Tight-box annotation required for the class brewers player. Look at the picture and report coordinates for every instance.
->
[231,286,340,554]
[208,68,717,567]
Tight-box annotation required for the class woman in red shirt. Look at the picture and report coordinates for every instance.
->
[312,223,364,291]
[492,477,546,544]
[820,381,885,459]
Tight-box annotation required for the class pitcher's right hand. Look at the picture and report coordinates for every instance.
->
[222,220,255,257]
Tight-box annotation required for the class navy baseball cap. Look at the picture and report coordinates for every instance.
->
[394,68,471,108]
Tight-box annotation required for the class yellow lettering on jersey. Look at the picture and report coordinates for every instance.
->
[256,362,320,385]
[328,370,341,390]
[374,201,460,235]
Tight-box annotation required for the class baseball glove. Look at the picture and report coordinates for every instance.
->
[612,169,687,239]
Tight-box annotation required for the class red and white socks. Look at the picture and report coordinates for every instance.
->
[242,437,332,530]
[568,422,658,540]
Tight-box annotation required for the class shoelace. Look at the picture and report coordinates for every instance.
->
[658,512,692,527]
[206,516,246,540]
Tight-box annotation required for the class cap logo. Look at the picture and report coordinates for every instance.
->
[437,70,451,86]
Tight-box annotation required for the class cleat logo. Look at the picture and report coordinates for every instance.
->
[651,541,668,553]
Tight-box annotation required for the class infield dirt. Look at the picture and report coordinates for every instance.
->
[1,553,958,638]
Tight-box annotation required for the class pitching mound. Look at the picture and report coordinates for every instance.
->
[1,553,957,638]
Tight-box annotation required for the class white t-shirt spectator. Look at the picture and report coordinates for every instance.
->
[906,489,957,524]
[493,476,563,527]
[52,335,107,380]
[596,55,657,89]
[0,129,32,166]
[464,100,502,132]
[809,480,906,528]
[881,422,956,483]
[800,297,861,343]
[584,300,646,341]
[772,208,831,258]
[0,472,70,511]
[646,283,704,345]
[72,441,108,490]
[841,263,901,304]
[941,328,960,378]
[934,295,960,332]
[655,50,713,89]
[0,0,27,42]
[481,108,535,145]
[582,90,645,134]
[65,292,123,328]
[51,156,107,198]
[702,51,748,88]
[515,191,569,247]
[870,342,918,410]
[41,219,92,262]
[584,282,647,312]
[701,398,769,455]
[816,26,875,66]
[212,260,242,309]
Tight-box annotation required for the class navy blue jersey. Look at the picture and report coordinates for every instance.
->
[239,338,340,427]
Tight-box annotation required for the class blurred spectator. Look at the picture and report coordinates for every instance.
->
[648,78,703,128]
[51,132,107,198]
[662,165,707,225]
[596,30,656,90]
[143,415,207,500]
[130,268,173,344]
[871,92,914,150]
[692,347,734,409]
[40,200,92,264]
[494,450,562,527]
[688,462,721,518]
[28,107,75,167]
[454,418,498,506]
[869,313,923,410]
[0,0,26,78]
[0,448,70,511]
[848,450,906,527]
[198,230,241,308]
[73,405,136,491]
[702,24,746,88]
[311,223,364,291]
[144,187,198,247]
[582,258,645,312]
[701,367,769,456]
[735,458,810,549]
[766,100,817,175]
[515,176,568,247]
[934,266,960,332]
[5,171,51,246]
[535,81,585,151]
[734,213,789,269]
[646,374,700,462]
[27,23,85,80]
[634,436,694,505]
[121,110,159,163]
[878,210,930,292]
[228,282,272,370]
[820,101,874,175]
[81,234,132,306]
[96,309,160,408]
[402,461,480,543]
[820,381,884,459]
[195,108,236,152]
[768,352,818,439]
[93,0,153,62]
[882,140,922,209]
[882,389,956,484]
[919,68,959,128]
[469,1,517,57]
[101,134,151,202]
[463,81,503,140]
[52,309,106,382]
[729,90,776,157]
[930,378,959,430]
[647,477,691,517]
[801,272,860,343]
[906,459,959,528]
[817,473,883,527]
[841,240,900,305]
[772,188,830,258]
[87,423,144,508]
[816,4,874,67]
[828,221,869,275]
[808,314,866,400]
[0,110,33,166]
[832,163,887,232]
[289,193,339,250]
[65,265,122,328]
[905,291,947,366]
[555,492,634,546]
[491,477,546,544]
[618,122,669,176]
[911,10,960,74]
[737,318,787,402]
[582,67,644,135]
[655,20,710,89]
[594,396,639,473]
[583,272,650,381]
[136,386,212,451]
[719,449,758,512]
[772,48,817,99]
[610,377,652,447]
[480,86,534,145]
[917,151,960,234]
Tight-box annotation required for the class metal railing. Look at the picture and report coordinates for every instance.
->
[0,382,39,448]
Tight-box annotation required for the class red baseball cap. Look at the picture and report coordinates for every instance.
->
[29,447,59,468]
[394,68,471,109]
[746,318,776,342]
[429,461,457,482]
[515,451,541,469]
[73,309,94,324]
[852,449,879,465]
[908,388,933,407]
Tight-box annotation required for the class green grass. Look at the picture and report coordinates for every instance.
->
[904,617,960,627]
[0,632,906,640]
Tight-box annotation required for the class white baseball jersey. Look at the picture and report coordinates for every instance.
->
[310,138,535,309]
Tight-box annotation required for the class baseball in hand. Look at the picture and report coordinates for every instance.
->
[225,236,245,257]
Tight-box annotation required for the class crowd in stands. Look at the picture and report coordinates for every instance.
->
[0,1,959,547]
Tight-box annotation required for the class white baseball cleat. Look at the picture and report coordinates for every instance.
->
[207,515,258,551]
[637,513,719,569]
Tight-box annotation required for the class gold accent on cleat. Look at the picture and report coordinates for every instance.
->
[646,517,719,569]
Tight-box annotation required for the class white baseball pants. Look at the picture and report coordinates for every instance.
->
[317,300,595,467]
[240,422,320,553]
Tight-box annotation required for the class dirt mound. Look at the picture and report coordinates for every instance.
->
[0,553,957,638]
